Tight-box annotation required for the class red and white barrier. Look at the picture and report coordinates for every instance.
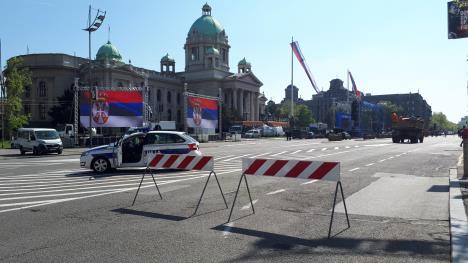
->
[132,154,227,216]
[147,154,214,172]
[228,157,349,238]
[242,158,340,181]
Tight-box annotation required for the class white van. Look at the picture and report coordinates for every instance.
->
[16,128,63,155]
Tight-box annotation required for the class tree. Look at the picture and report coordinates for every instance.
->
[4,57,31,134]
[221,105,241,132]
[280,102,315,128]
[48,88,74,126]
[378,101,403,130]
[265,100,280,120]
[431,112,457,132]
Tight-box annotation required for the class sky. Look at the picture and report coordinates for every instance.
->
[0,0,467,123]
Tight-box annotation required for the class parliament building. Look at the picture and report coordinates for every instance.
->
[11,3,264,130]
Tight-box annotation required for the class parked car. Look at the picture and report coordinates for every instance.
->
[80,131,201,173]
[244,129,261,138]
[16,128,63,155]
[273,126,285,136]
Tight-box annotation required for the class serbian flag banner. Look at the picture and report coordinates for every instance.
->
[348,70,362,100]
[291,41,320,94]
[80,90,143,128]
[186,95,218,129]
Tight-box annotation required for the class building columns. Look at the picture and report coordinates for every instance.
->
[239,90,244,119]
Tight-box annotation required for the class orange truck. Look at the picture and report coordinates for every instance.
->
[391,113,424,143]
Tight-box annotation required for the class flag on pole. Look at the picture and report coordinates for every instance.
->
[348,70,362,100]
[290,41,320,94]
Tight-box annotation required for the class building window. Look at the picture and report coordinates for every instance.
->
[38,81,47,97]
[24,104,31,115]
[167,109,172,121]
[140,82,144,88]
[177,93,181,105]
[222,49,226,62]
[118,82,123,88]
[191,47,199,61]
[157,89,161,102]
[39,104,46,120]
[177,110,181,123]
[215,58,219,67]
[148,89,152,102]
[167,91,171,104]
[24,86,31,98]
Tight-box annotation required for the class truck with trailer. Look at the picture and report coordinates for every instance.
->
[391,113,424,143]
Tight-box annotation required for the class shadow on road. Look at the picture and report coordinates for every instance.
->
[112,208,188,221]
[211,225,448,262]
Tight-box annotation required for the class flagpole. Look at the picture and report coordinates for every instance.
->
[290,36,294,119]
[346,69,349,104]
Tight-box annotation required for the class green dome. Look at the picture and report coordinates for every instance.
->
[238,57,250,66]
[205,47,219,56]
[188,4,225,38]
[96,41,122,61]
[160,53,174,63]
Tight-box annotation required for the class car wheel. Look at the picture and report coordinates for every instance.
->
[33,147,39,155]
[57,149,62,154]
[92,157,110,173]
[20,146,25,155]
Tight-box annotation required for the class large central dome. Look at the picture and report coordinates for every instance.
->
[188,3,225,38]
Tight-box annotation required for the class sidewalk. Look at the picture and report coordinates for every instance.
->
[450,153,468,263]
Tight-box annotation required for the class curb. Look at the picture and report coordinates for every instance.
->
[450,161,468,262]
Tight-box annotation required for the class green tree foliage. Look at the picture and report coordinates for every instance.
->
[4,57,31,133]
[378,101,403,129]
[48,88,74,126]
[265,100,280,119]
[280,102,315,128]
[431,112,457,131]
[221,105,241,132]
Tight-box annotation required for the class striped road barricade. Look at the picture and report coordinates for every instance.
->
[132,154,228,217]
[227,158,350,238]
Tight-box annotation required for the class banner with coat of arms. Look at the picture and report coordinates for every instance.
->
[186,95,218,129]
[80,90,143,128]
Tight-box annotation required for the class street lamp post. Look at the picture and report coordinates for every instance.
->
[83,5,105,147]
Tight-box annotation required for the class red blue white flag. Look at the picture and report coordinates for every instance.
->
[290,41,320,94]
[348,70,362,100]
[186,96,218,129]
[80,90,143,128]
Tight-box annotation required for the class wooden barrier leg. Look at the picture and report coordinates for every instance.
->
[150,169,163,200]
[132,168,147,206]
[213,171,229,209]
[192,171,213,216]
[328,181,350,238]
[339,181,350,228]
[328,181,340,238]
[227,174,245,222]
[244,175,255,214]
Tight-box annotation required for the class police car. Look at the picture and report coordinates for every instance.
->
[80,131,202,173]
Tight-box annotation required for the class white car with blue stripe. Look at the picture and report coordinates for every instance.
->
[80,131,202,173]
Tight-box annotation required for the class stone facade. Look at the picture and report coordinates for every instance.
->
[9,4,264,130]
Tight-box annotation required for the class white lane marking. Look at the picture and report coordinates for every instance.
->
[249,152,271,158]
[307,149,316,153]
[291,150,302,154]
[349,168,360,172]
[215,155,234,161]
[365,163,375,167]
[301,179,318,185]
[354,146,360,148]
[221,154,253,162]
[388,156,394,159]
[345,146,350,149]
[395,154,401,157]
[28,158,80,163]
[378,159,386,163]
[321,148,327,151]
[0,169,242,213]
[240,199,258,210]
[222,222,235,238]
[334,147,339,150]
[266,189,286,195]
[270,151,287,157]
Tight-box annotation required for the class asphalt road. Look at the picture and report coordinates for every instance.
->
[0,136,462,262]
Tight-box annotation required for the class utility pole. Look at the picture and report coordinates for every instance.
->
[83,5,106,148]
